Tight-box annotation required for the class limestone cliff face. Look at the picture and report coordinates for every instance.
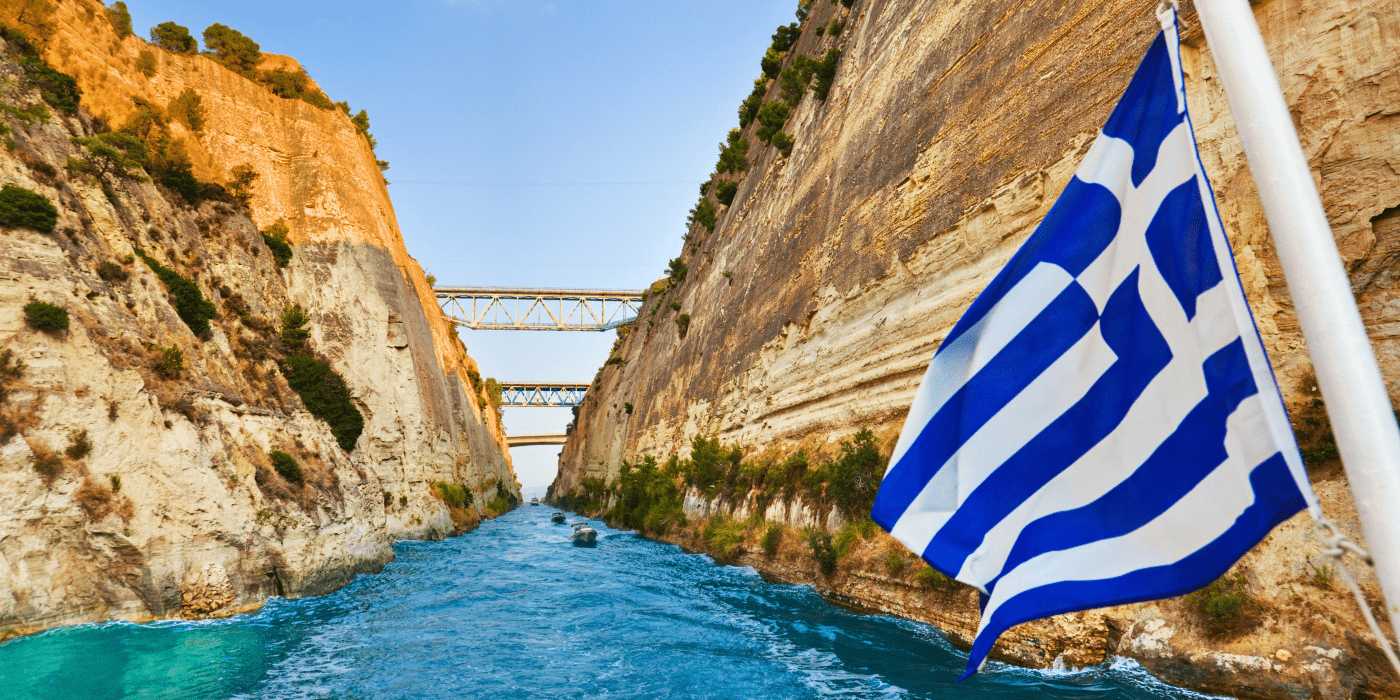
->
[0,0,516,640]
[556,0,1399,697]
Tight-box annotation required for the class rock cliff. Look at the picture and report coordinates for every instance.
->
[0,0,517,640]
[555,0,1400,697]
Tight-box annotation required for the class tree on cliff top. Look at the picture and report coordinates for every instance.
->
[150,22,196,53]
[203,23,260,74]
[106,2,132,39]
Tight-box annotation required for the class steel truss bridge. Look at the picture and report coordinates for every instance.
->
[506,434,568,448]
[435,286,647,331]
[498,382,588,407]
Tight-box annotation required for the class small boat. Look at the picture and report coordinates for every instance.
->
[530,498,540,506]
[551,512,566,524]
[571,522,597,546]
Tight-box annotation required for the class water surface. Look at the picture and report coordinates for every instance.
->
[0,508,1224,699]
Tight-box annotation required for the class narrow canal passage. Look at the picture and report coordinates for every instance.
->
[0,509,1221,699]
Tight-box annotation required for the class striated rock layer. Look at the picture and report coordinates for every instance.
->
[0,0,516,640]
[556,0,1400,697]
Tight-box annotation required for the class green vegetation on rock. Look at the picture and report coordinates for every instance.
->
[203,23,260,74]
[23,299,67,334]
[135,248,217,336]
[262,218,293,267]
[269,449,303,485]
[152,344,183,379]
[150,22,197,53]
[106,2,132,39]
[0,184,57,233]
[281,353,364,452]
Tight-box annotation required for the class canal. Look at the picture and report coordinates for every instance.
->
[0,508,1223,699]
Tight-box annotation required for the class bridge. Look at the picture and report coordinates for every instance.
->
[498,382,588,407]
[435,286,647,331]
[506,434,568,448]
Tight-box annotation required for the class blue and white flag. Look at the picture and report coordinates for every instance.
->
[871,9,1318,679]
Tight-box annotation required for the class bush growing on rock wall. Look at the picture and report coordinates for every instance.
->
[97,261,128,282]
[151,344,183,379]
[64,429,91,460]
[23,299,67,334]
[811,49,842,101]
[687,198,716,232]
[715,180,739,206]
[279,303,310,349]
[29,440,61,481]
[281,353,364,451]
[738,77,767,128]
[610,456,686,534]
[715,129,748,174]
[771,131,795,158]
[106,2,132,39]
[150,22,197,53]
[623,402,633,414]
[914,565,947,589]
[19,55,80,114]
[432,482,473,509]
[135,248,217,336]
[166,88,204,133]
[675,313,690,340]
[885,551,905,575]
[755,101,790,143]
[807,529,838,575]
[226,164,258,207]
[202,23,260,74]
[705,515,747,560]
[135,50,155,76]
[269,449,303,485]
[0,184,57,233]
[761,46,786,79]
[771,23,802,53]
[820,429,885,519]
[762,523,783,556]
[1187,571,1260,638]
[261,218,293,267]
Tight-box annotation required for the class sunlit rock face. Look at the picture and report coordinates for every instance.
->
[556,1,1400,697]
[0,0,516,640]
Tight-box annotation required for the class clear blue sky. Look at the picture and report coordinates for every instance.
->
[126,0,798,495]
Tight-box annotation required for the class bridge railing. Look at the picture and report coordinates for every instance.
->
[497,382,589,407]
[435,286,647,331]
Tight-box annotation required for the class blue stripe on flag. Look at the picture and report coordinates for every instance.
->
[1145,177,1222,321]
[990,340,1260,585]
[921,269,1172,571]
[939,179,1122,352]
[960,453,1305,681]
[871,282,1100,530]
[1101,34,1183,187]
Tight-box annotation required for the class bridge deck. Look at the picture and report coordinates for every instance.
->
[497,382,589,407]
[506,434,568,447]
[435,286,647,331]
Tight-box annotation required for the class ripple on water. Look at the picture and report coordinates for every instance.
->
[0,509,1228,700]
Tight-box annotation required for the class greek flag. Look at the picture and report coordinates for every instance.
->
[871,10,1317,679]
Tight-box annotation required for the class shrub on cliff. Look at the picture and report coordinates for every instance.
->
[202,23,260,74]
[106,2,132,39]
[771,131,795,158]
[687,198,716,232]
[150,22,197,53]
[279,303,310,350]
[23,299,67,334]
[755,101,790,143]
[780,59,813,105]
[0,184,57,233]
[19,56,79,114]
[771,22,801,52]
[269,449,303,485]
[281,353,364,451]
[134,248,217,336]
[812,49,842,101]
[433,482,473,509]
[166,88,204,133]
[610,455,686,535]
[675,313,690,340]
[715,129,748,174]
[152,344,183,379]
[262,218,293,268]
[738,77,767,128]
[807,529,838,575]
[760,46,786,79]
[715,180,739,206]
[666,257,687,283]
[226,164,258,206]
[136,50,156,76]
[72,133,147,179]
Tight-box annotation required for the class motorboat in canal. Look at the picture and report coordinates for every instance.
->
[530,498,540,506]
[551,512,566,524]
[570,522,597,546]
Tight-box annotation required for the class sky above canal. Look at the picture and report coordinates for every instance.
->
[124,0,797,496]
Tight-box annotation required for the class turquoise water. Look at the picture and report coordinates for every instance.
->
[0,509,1222,699]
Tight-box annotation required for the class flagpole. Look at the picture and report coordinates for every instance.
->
[1193,0,1400,639]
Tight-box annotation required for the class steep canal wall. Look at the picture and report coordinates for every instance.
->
[0,0,518,640]
[553,0,1400,698]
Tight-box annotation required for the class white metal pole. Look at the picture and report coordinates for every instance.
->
[1194,0,1400,641]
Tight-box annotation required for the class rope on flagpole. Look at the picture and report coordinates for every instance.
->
[1314,519,1400,677]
